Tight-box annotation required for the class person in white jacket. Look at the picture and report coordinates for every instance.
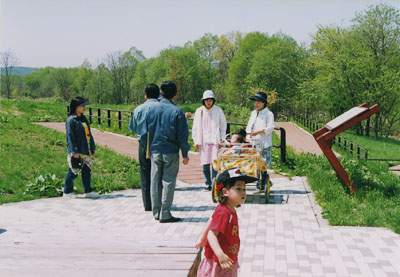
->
[246,91,275,190]
[192,90,227,191]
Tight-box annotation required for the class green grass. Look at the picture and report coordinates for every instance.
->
[286,118,400,234]
[0,101,141,204]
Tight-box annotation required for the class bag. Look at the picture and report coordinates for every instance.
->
[71,156,83,169]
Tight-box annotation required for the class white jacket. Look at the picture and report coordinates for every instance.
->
[192,105,227,146]
[246,107,275,148]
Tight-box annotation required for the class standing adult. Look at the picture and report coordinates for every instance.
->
[246,92,275,190]
[64,97,100,198]
[129,84,160,211]
[146,81,190,223]
[192,90,227,191]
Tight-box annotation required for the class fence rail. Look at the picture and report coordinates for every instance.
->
[66,106,287,164]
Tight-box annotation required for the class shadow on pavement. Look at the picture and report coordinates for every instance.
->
[76,194,137,200]
[172,206,215,212]
[270,189,311,195]
[181,217,209,223]
[176,186,205,191]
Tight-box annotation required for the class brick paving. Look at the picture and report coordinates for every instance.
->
[1,122,399,276]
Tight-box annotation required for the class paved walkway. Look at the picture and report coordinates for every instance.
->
[1,122,399,276]
[274,122,323,156]
[2,176,400,276]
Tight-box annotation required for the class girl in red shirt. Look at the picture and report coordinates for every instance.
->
[195,168,257,276]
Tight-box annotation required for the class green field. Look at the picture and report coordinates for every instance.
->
[0,100,141,204]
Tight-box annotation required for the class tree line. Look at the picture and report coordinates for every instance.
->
[1,3,400,138]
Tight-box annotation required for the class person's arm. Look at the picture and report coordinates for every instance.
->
[176,109,190,161]
[191,109,201,148]
[86,118,96,155]
[262,112,275,137]
[66,119,79,156]
[219,108,227,142]
[129,110,138,134]
[246,111,255,141]
[195,218,212,249]
[207,230,233,271]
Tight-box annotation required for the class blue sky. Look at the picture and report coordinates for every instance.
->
[2,0,400,68]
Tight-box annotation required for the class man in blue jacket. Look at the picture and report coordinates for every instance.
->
[129,84,160,211]
[146,81,190,223]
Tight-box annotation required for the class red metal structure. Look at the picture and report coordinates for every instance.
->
[312,103,380,193]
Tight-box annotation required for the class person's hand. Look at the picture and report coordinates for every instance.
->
[183,158,189,165]
[217,252,233,271]
[251,130,264,136]
[185,112,193,119]
[195,237,207,249]
[194,144,201,151]
[73,153,79,158]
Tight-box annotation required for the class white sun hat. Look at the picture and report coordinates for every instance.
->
[201,90,215,100]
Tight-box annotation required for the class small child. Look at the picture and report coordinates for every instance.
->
[195,168,257,276]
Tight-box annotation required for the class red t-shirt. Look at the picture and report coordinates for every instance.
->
[204,204,240,263]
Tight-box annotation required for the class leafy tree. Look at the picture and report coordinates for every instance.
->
[226,32,269,105]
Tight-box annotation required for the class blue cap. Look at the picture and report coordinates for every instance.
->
[79,101,90,106]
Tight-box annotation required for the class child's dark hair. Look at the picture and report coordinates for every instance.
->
[233,128,247,138]
[145,83,160,99]
[69,96,87,116]
[217,181,236,205]
[232,133,245,143]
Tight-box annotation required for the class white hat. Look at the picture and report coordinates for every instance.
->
[201,90,215,100]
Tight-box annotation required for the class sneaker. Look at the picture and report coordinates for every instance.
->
[84,191,100,198]
[159,217,181,223]
[63,192,76,198]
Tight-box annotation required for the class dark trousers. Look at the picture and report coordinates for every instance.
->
[139,137,152,211]
[64,164,93,193]
[203,164,217,187]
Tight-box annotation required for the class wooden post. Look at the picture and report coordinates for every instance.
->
[118,111,122,129]
[98,108,101,125]
[89,108,93,124]
[107,109,111,127]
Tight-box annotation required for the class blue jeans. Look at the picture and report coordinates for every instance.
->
[263,147,272,167]
[64,164,93,194]
[203,164,217,187]
[150,153,179,221]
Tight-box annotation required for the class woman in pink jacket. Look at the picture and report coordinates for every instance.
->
[192,90,227,191]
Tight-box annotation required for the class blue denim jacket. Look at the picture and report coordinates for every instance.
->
[129,98,158,141]
[146,99,190,158]
[66,114,95,155]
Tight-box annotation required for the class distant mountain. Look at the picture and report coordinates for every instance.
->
[0,66,38,76]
